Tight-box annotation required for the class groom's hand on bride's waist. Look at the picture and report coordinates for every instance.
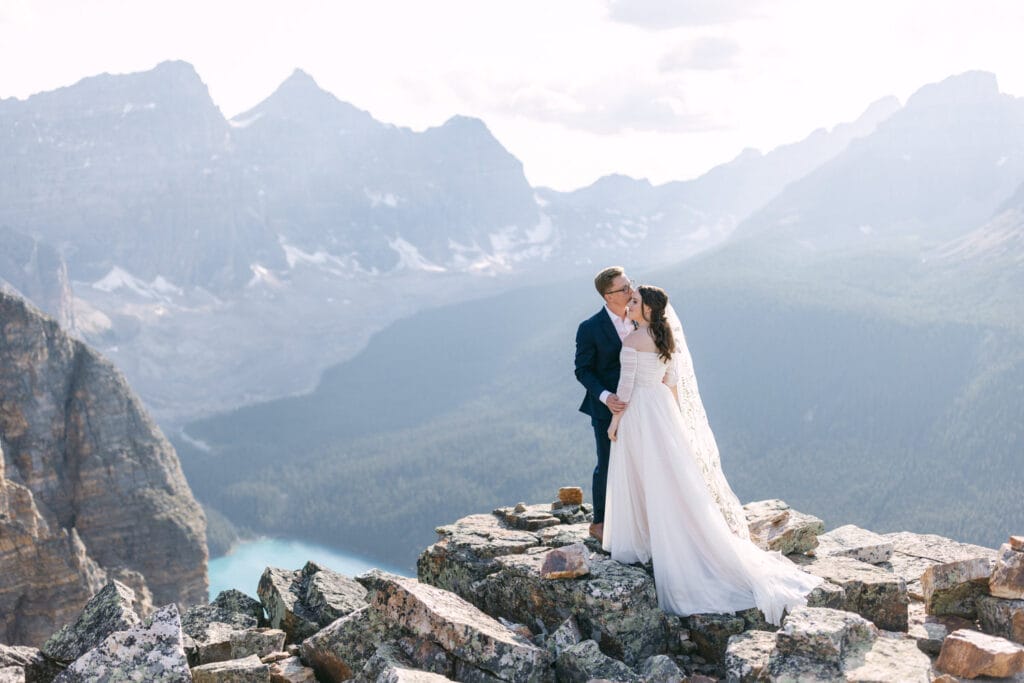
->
[607,394,628,413]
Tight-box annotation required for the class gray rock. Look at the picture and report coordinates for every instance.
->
[190,622,287,666]
[814,524,894,565]
[921,556,994,618]
[300,606,380,683]
[41,580,142,664]
[639,654,684,683]
[546,617,582,657]
[535,524,590,549]
[539,543,589,580]
[192,654,271,683]
[882,531,998,600]
[685,613,746,664]
[991,543,1024,600]
[978,594,1024,644]
[375,667,454,682]
[267,656,317,683]
[53,603,191,682]
[0,666,25,683]
[0,645,63,683]
[258,562,367,643]
[359,643,455,682]
[554,640,641,683]
[793,554,909,630]
[495,504,562,532]
[743,499,823,555]
[724,630,774,683]
[418,511,667,668]
[365,570,553,683]
[771,607,877,677]
[212,590,267,625]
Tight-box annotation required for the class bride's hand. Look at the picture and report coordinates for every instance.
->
[607,426,617,441]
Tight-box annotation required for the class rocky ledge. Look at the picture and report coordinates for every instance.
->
[2,491,1022,682]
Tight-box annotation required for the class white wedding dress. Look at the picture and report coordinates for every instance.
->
[602,347,822,624]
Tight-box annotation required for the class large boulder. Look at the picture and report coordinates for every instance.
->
[53,603,191,682]
[300,607,379,682]
[813,524,893,565]
[921,556,994,618]
[792,555,909,631]
[883,531,997,600]
[418,510,667,667]
[724,630,775,682]
[40,580,141,664]
[977,594,1024,645]
[990,542,1024,600]
[258,562,367,643]
[743,500,823,555]
[361,570,553,683]
[936,628,1024,679]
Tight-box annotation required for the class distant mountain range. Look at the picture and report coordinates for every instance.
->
[0,61,902,422]
[171,72,1024,569]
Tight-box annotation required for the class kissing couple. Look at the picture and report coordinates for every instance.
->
[574,266,821,624]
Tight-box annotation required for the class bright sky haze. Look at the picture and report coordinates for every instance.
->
[2,0,1023,190]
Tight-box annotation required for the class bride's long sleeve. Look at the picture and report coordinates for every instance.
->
[615,347,639,403]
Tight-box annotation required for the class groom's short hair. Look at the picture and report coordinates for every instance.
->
[595,266,625,295]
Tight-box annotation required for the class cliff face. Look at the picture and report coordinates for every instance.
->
[0,291,207,646]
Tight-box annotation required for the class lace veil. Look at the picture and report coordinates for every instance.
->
[665,303,751,539]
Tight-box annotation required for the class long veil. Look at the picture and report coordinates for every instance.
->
[665,303,751,539]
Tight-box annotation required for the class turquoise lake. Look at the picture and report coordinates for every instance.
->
[207,538,411,600]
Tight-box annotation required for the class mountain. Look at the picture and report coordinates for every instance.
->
[0,290,207,646]
[1,62,896,424]
[734,72,1024,254]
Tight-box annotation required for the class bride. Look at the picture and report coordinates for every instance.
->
[603,285,821,624]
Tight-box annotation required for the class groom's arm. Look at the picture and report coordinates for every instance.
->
[574,321,609,402]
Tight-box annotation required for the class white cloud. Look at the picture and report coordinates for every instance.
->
[606,0,763,29]
[659,37,741,72]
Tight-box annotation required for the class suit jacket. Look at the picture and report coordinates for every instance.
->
[574,307,623,425]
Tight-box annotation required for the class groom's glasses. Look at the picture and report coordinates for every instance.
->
[605,280,634,296]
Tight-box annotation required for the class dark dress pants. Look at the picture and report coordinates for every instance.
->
[591,419,612,524]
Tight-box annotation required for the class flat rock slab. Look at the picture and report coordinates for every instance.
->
[192,623,287,665]
[936,628,1024,679]
[814,524,894,565]
[978,594,1024,645]
[841,633,933,682]
[192,654,271,683]
[922,556,994,618]
[724,630,775,683]
[495,503,563,531]
[41,580,142,664]
[0,644,63,682]
[774,607,878,666]
[743,499,823,555]
[0,666,24,683]
[991,543,1024,600]
[365,570,553,683]
[907,601,975,655]
[793,555,909,631]
[53,603,191,683]
[883,531,997,599]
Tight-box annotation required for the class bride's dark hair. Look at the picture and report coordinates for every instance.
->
[639,285,674,363]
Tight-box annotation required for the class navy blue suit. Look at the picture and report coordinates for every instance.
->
[574,307,623,524]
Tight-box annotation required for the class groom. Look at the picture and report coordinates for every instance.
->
[574,266,634,543]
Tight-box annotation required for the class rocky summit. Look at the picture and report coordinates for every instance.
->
[0,291,207,647]
[3,492,1021,681]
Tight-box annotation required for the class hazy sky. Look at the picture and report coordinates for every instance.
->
[2,0,1023,190]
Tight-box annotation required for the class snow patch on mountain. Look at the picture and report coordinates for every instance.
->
[388,237,446,272]
[92,267,183,299]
